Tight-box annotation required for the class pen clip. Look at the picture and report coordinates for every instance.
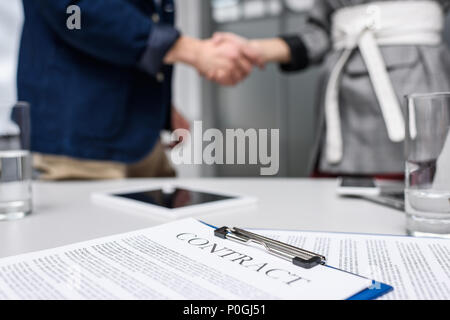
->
[214,227,326,269]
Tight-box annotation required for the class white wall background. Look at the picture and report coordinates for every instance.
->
[173,0,203,123]
[0,0,23,135]
[172,0,205,177]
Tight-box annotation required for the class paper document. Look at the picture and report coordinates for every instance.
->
[0,219,371,300]
[252,229,450,300]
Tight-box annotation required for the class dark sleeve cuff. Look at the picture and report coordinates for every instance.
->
[138,24,181,76]
[279,35,310,72]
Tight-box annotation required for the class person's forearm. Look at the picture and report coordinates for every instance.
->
[164,36,202,67]
[249,38,292,64]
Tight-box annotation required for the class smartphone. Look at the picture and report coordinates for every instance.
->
[337,177,380,196]
[337,177,405,211]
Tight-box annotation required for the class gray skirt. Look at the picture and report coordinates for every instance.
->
[312,44,450,175]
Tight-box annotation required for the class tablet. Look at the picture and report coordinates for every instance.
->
[91,185,258,220]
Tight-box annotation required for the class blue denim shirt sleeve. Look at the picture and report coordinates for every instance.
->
[138,24,181,76]
[34,0,179,75]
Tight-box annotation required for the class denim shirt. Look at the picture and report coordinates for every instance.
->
[18,0,180,163]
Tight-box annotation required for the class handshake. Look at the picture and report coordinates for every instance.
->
[165,33,285,86]
[196,32,265,86]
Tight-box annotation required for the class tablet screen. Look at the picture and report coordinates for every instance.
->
[115,188,235,209]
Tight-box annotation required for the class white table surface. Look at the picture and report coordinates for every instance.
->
[0,178,406,259]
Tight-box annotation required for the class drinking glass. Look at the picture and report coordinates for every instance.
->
[0,102,32,220]
[405,93,450,237]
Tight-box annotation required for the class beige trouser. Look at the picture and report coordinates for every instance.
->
[33,142,176,180]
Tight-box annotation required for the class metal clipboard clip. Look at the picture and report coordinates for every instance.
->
[214,227,326,269]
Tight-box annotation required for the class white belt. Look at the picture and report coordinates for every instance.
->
[325,1,444,164]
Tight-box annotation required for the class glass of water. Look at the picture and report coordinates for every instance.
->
[0,102,32,220]
[405,93,450,238]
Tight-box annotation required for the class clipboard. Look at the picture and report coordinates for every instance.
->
[204,223,394,300]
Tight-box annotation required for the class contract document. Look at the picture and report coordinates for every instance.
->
[252,229,450,300]
[0,219,373,300]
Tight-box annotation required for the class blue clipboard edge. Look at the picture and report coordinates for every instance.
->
[325,265,393,300]
[200,221,394,300]
[348,281,393,300]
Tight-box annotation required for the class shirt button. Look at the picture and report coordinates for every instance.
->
[164,4,174,13]
[152,13,160,23]
[156,72,165,83]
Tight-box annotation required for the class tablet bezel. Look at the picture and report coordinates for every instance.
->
[91,184,258,220]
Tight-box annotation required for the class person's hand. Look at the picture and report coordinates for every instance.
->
[171,106,190,132]
[213,33,292,67]
[194,38,257,86]
[167,106,190,149]
[208,32,265,85]
[164,35,264,86]
[212,32,265,68]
